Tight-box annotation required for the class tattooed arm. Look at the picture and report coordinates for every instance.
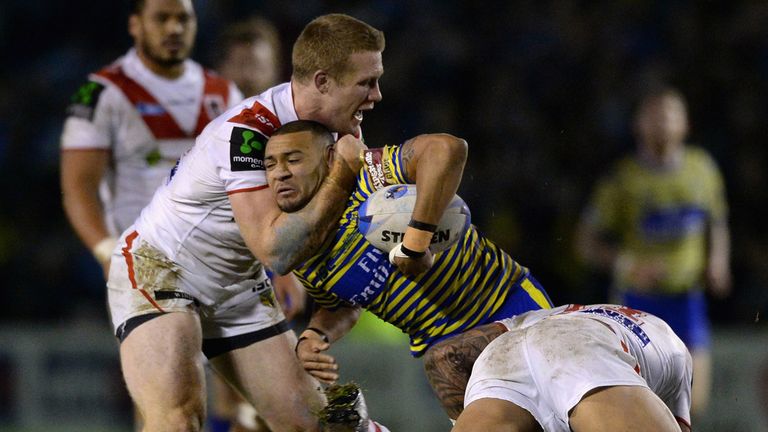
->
[232,134,365,274]
[422,322,507,420]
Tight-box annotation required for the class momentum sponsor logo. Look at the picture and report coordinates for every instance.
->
[230,126,266,171]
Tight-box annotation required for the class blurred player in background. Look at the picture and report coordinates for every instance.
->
[216,16,282,98]
[263,121,553,407]
[60,0,241,279]
[59,0,241,429]
[575,85,731,417]
[104,13,386,431]
[423,304,692,432]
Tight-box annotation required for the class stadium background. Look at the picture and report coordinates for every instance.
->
[0,0,766,430]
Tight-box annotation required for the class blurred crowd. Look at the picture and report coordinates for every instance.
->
[0,0,766,325]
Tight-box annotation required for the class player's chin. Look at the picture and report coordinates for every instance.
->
[277,198,306,213]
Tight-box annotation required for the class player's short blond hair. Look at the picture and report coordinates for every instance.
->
[292,13,385,84]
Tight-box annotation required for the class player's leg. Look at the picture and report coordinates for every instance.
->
[209,329,325,432]
[120,312,207,431]
[621,289,711,417]
[208,372,269,432]
[452,398,541,432]
[569,385,680,432]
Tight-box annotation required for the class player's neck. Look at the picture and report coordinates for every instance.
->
[292,80,323,121]
[136,49,185,80]
[638,142,684,169]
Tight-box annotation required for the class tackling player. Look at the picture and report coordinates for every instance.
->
[103,13,386,431]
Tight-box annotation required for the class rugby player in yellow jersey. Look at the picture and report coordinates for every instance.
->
[263,120,553,411]
[575,85,731,418]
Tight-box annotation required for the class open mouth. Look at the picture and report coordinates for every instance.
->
[354,110,363,121]
[274,185,295,198]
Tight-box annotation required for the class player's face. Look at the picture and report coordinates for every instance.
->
[636,94,688,154]
[265,131,331,212]
[319,51,383,137]
[130,0,197,70]
[220,40,278,97]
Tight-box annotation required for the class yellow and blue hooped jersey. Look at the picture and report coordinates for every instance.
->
[293,144,552,356]
[583,146,727,294]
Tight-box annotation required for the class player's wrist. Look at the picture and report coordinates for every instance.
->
[402,226,433,252]
[326,165,357,193]
[296,327,330,353]
[389,242,428,264]
[92,236,118,264]
[301,327,330,343]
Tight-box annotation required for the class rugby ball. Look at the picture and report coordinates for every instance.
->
[358,184,471,253]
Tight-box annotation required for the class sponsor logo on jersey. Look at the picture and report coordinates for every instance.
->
[640,206,707,241]
[136,102,166,116]
[384,185,408,200]
[570,305,651,346]
[230,126,266,171]
[203,94,226,119]
[381,229,450,244]
[67,81,105,120]
[363,149,387,190]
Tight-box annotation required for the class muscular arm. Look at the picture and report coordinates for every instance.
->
[295,305,362,384]
[422,322,507,419]
[61,149,111,249]
[304,304,362,343]
[231,137,363,274]
[401,133,467,234]
[391,134,467,274]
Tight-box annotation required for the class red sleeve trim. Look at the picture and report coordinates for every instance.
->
[226,184,269,196]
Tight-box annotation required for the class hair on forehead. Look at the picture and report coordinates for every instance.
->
[128,0,145,14]
[634,84,686,114]
[271,120,335,146]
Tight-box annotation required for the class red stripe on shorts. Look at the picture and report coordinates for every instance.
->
[121,230,165,312]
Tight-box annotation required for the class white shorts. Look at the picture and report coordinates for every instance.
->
[107,231,285,342]
[464,315,650,431]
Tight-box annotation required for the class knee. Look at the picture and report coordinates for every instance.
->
[258,398,323,432]
[260,411,320,432]
[142,403,206,432]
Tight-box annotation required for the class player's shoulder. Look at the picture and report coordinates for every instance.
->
[65,59,125,120]
[683,145,720,171]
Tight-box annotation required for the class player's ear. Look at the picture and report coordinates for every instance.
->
[324,144,335,167]
[128,14,140,39]
[314,71,330,94]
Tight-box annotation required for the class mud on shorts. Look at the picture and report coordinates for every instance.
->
[107,230,288,358]
[464,315,650,432]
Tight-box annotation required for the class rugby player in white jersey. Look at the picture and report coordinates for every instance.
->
[105,13,386,432]
[423,304,693,432]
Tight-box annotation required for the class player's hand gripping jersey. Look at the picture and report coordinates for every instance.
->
[60,49,241,235]
[466,304,693,431]
[294,145,553,356]
[108,83,300,336]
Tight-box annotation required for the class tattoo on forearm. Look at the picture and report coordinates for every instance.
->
[401,140,416,177]
[271,214,332,274]
[423,323,506,419]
